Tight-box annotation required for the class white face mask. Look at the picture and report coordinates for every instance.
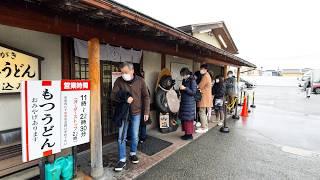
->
[200,69,206,75]
[228,74,233,78]
[216,79,220,83]
[122,73,133,81]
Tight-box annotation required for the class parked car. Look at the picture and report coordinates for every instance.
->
[240,78,256,89]
[311,69,320,94]
[298,71,311,88]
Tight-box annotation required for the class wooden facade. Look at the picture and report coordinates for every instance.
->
[0,0,255,177]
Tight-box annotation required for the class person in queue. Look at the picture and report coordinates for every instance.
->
[225,70,236,113]
[111,62,150,172]
[212,75,226,126]
[179,67,197,140]
[196,64,213,133]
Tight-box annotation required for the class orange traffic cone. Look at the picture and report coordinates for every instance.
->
[240,96,248,117]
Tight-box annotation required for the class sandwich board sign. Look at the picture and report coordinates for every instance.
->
[21,80,90,162]
[21,80,61,162]
[60,80,90,149]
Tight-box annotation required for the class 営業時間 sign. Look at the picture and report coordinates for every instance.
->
[0,44,41,93]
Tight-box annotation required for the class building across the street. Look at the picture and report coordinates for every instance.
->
[280,69,304,77]
[0,0,255,178]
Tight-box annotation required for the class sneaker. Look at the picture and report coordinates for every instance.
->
[139,138,146,144]
[129,155,139,164]
[195,128,205,133]
[181,134,193,140]
[218,122,223,126]
[204,128,209,132]
[114,161,126,172]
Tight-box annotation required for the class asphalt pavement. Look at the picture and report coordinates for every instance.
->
[136,85,320,180]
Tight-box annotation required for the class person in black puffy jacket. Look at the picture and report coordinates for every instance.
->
[179,67,197,140]
[212,76,226,126]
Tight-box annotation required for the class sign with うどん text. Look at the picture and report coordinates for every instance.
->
[159,113,170,129]
[60,80,90,149]
[0,44,40,93]
[21,80,61,162]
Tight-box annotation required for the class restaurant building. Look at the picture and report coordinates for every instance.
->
[0,0,255,177]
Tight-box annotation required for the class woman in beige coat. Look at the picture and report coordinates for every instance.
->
[196,64,213,133]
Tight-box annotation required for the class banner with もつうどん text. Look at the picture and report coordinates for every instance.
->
[21,80,90,162]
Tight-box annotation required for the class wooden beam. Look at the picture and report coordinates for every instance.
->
[237,67,241,82]
[88,38,104,178]
[161,53,166,69]
[0,2,239,67]
[224,65,228,79]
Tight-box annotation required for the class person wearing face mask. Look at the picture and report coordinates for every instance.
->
[225,71,236,113]
[196,64,213,133]
[111,62,150,172]
[178,67,197,140]
[212,76,226,126]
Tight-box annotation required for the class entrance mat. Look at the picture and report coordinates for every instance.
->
[137,136,172,156]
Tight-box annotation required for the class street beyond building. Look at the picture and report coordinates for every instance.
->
[137,81,320,179]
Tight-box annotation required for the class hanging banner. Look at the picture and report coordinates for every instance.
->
[0,44,41,94]
[60,80,90,149]
[21,80,61,162]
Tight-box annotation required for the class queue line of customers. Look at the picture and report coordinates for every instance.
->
[111,62,235,172]
[179,64,236,140]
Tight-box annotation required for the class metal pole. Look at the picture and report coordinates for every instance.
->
[39,157,46,180]
[72,146,78,178]
[250,91,256,108]
[238,90,243,106]
[247,94,251,113]
[232,96,240,120]
[88,38,104,178]
[220,99,230,133]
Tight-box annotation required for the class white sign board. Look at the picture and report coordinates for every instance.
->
[61,80,90,149]
[21,80,61,162]
[0,45,40,93]
[159,113,170,129]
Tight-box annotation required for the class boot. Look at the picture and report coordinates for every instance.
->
[181,134,193,140]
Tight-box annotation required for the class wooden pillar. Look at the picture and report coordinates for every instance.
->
[224,65,228,79]
[88,38,104,178]
[237,67,241,82]
[161,53,166,69]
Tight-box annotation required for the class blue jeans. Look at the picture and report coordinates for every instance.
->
[118,114,141,162]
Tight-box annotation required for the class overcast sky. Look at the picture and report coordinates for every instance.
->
[115,0,320,70]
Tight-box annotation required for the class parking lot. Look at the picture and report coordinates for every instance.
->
[137,76,320,179]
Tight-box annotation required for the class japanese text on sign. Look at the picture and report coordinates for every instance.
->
[21,81,61,162]
[0,45,40,93]
[21,80,90,162]
[61,80,90,149]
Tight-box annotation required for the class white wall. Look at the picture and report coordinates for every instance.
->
[142,51,162,103]
[166,55,194,89]
[0,24,61,131]
[193,32,222,49]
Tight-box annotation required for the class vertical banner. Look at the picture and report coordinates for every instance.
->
[60,80,90,149]
[21,80,61,162]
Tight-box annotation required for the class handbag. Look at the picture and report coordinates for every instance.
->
[194,89,202,102]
